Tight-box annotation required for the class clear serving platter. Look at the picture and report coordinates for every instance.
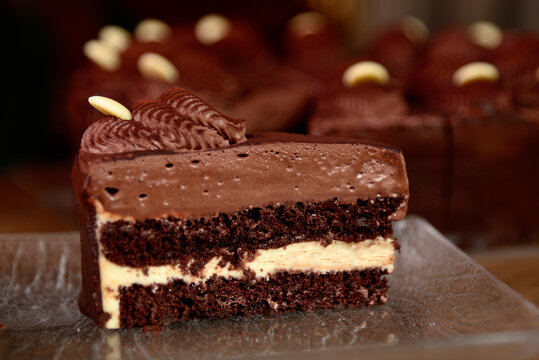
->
[1,216,538,360]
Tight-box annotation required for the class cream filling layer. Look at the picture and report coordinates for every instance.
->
[95,214,395,329]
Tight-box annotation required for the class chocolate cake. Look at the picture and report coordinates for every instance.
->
[72,87,409,329]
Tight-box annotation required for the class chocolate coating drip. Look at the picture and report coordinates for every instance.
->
[80,117,167,154]
[133,100,229,150]
[159,87,246,143]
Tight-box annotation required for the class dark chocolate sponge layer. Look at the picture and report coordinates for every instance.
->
[119,269,389,329]
[100,196,403,269]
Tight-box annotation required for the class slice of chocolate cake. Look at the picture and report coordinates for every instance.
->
[72,87,409,329]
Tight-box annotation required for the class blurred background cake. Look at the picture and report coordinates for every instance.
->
[1,0,538,250]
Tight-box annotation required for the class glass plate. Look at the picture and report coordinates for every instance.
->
[1,216,538,360]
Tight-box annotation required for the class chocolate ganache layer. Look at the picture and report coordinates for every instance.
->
[74,131,408,222]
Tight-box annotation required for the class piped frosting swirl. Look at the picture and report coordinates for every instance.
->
[80,117,167,154]
[80,87,246,154]
[132,100,229,150]
[159,87,246,143]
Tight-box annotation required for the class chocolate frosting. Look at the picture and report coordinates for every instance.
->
[80,117,167,154]
[74,132,409,222]
[80,87,246,155]
[159,87,246,143]
[133,100,229,150]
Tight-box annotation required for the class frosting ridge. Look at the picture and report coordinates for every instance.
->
[80,87,246,154]
[80,117,167,154]
[132,100,229,150]
[159,87,246,143]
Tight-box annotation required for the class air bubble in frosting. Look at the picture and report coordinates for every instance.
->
[105,187,119,196]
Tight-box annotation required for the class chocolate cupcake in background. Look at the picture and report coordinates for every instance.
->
[424,21,502,63]
[425,21,539,89]
[317,55,405,93]
[406,22,499,100]
[407,23,537,108]
[283,11,344,78]
[424,62,513,119]
[368,16,429,82]
[309,61,409,134]
[434,62,539,246]
[309,61,449,230]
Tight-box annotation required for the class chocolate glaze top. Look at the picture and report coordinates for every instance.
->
[80,87,246,155]
[74,132,409,221]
